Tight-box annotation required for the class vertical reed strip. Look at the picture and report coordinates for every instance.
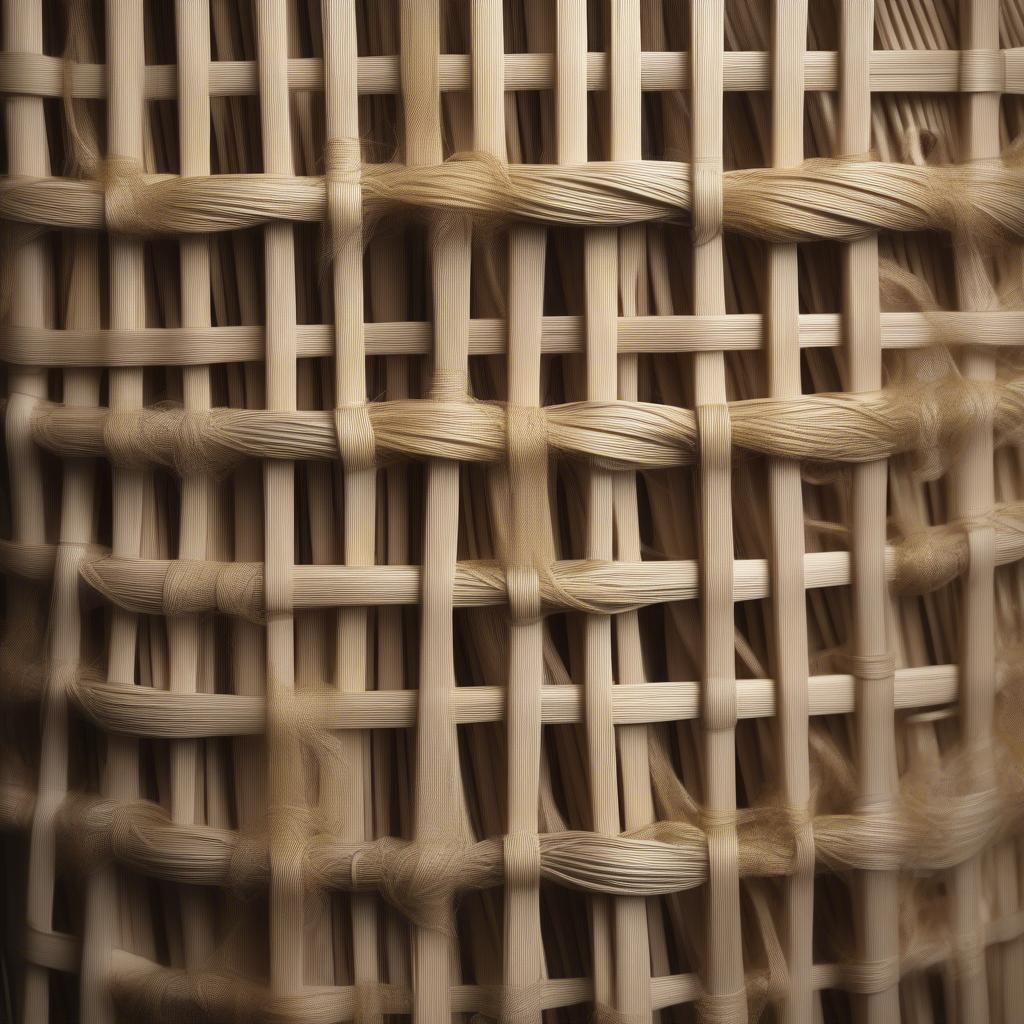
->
[209,9,270,980]
[631,8,690,983]
[401,2,471,1020]
[172,0,216,968]
[503,221,548,1022]
[556,0,619,1011]
[367,5,412,976]
[690,2,745,1019]
[369,239,414,989]
[291,10,338,976]
[323,0,379,1000]
[488,0,548,1013]
[254,0,304,997]
[46,230,101,992]
[628,3,676,995]
[766,3,814,1021]
[838,4,900,1022]
[948,0,1002,1018]
[607,3,654,1019]
[5,0,58,1019]
[210,0,265,966]
[80,2,149,1018]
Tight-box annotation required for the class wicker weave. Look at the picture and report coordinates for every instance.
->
[3,1,1024,1022]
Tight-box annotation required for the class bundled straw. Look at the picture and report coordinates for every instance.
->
[4,2,1024,1024]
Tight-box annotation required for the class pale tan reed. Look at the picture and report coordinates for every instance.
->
[3,2,1024,1024]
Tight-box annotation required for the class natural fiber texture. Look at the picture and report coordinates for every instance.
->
[4,2,1024,1023]
[8,153,1024,241]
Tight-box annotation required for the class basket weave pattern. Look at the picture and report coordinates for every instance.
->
[3,2,1024,1022]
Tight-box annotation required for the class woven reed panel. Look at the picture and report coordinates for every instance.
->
[3,1,1024,1022]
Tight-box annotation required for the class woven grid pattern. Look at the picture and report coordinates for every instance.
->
[3,2,1024,1023]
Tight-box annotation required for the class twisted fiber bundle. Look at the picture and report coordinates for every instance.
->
[3,152,1024,242]
[24,369,1020,470]
[11,756,1016,908]
[4,659,1023,915]
[5,2,1024,1024]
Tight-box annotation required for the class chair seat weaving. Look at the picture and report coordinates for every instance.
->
[3,2,1024,1022]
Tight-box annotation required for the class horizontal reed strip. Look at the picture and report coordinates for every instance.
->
[5,312,1023,367]
[5,499,1023,612]
[67,666,960,736]
[0,49,1020,99]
